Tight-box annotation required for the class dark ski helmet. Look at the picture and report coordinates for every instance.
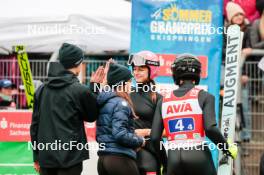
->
[171,54,201,85]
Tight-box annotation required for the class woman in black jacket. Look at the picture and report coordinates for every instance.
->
[128,51,167,175]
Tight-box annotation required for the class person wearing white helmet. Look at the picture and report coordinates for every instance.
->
[128,51,167,175]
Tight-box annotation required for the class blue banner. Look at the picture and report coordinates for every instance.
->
[131,0,223,166]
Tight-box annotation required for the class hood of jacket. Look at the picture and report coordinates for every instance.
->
[97,91,118,106]
[46,62,79,89]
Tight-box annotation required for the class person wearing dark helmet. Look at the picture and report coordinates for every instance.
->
[151,54,238,175]
[127,51,167,175]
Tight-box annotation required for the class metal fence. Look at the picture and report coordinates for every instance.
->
[0,59,127,109]
[240,59,264,175]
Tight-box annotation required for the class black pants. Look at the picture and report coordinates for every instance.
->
[98,155,140,175]
[137,148,159,175]
[40,162,83,175]
[167,147,216,175]
[137,140,167,175]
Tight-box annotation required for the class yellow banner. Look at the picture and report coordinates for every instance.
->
[15,46,35,109]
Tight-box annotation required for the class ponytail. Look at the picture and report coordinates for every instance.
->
[149,79,157,103]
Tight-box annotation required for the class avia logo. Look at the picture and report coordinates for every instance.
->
[0,118,8,129]
[167,102,192,114]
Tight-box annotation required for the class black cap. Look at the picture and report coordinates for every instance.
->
[58,43,84,69]
[107,63,133,86]
[0,79,16,88]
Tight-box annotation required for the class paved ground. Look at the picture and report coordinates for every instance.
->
[82,142,98,175]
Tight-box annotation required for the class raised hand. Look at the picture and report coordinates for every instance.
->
[102,58,116,85]
[90,66,105,83]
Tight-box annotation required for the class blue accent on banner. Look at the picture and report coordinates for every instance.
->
[131,0,223,167]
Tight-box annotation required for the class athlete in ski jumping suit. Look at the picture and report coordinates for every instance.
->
[128,51,167,175]
[151,54,238,175]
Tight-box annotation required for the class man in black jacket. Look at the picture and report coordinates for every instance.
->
[30,43,99,175]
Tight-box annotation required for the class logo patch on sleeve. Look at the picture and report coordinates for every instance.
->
[121,101,128,107]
